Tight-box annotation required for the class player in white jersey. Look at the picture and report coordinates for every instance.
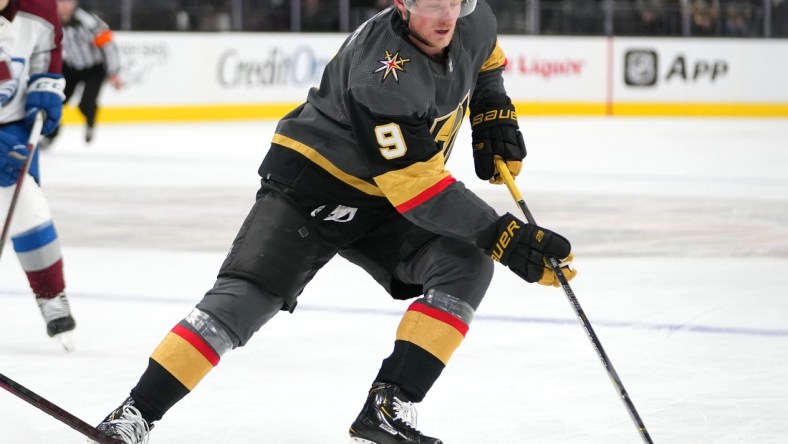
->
[0,0,75,350]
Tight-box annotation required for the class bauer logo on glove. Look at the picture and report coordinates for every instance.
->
[489,218,521,262]
[470,93,526,184]
[471,107,518,126]
[487,213,577,287]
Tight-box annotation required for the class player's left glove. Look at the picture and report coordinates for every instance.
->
[25,73,65,136]
[470,93,526,185]
[487,213,576,287]
[0,131,29,187]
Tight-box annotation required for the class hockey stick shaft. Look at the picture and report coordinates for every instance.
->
[0,111,45,259]
[0,372,123,444]
[494,159,654,444]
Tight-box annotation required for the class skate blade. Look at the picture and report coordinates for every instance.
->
[349,438,378,444]
[53,332,75,352]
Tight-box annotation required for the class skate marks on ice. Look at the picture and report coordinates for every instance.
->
[44,185,788,258]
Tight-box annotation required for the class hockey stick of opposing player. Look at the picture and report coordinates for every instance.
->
[0,111,45,260]
[494,158,654,444]
[0,372,123,444]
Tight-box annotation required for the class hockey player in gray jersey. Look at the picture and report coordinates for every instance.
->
[95,1,576,443]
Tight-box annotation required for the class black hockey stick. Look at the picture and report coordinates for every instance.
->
[494,158,654,444]
[0,372,123,444]
[0,111,45,260]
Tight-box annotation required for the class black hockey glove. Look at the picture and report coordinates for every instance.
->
[487,213,576,287]
[470,93,526,185]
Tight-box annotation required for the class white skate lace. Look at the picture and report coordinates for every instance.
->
[104,406,150,444]
[392,398,419,431]
[36,293,72,322]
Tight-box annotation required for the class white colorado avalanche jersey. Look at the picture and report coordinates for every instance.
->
[0,0,62,124]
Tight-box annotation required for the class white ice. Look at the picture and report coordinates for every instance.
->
[1,117,787,443]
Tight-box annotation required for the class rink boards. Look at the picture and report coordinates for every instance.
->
[62,33,788,124]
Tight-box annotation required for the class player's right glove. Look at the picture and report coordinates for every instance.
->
[487,213,576,287]
[470,93,526,184]
[0,131,29,187]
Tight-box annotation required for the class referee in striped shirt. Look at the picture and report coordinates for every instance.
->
[46,0,121,146]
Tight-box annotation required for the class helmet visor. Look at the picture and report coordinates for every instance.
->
[405,0,475,20]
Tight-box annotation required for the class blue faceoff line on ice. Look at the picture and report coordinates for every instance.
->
[2,289,786,339]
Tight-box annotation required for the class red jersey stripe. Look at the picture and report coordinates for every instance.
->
[396,176,457,214]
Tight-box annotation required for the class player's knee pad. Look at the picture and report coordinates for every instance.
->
[420,288,476,325]
[218,186,326,308]
[196,277,286,347]
[416,237,494,310]
[181,308,236,357]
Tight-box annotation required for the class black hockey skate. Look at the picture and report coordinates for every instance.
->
[36,293,76,351]
[95,397,152,444]
[349,383,442,444]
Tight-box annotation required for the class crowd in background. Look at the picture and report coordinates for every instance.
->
[76,0,788,37]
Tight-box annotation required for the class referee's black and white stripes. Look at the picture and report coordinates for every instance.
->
[61,7,119,74]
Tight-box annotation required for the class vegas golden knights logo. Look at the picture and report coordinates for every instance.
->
[430,91,471,159]
[375,50,411,82]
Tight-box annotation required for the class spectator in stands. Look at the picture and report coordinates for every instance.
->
[301,0,339,31]
[776,0,788,37]
[244,0,290,31]
[634,0,665,35]
[723,4,751,37]
[691,0,718,36]
[350,0,393,29]
[352,0,394,11]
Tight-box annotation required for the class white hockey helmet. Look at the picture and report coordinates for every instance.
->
[402,0,477,19]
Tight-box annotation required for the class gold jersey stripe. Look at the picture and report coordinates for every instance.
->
[151,332,215,391]
[396,311,466,365]
[271,133,385,197]
[374,151,451,208]
[480,39,507,72]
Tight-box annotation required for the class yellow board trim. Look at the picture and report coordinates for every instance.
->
[396,311,465,365]
[61,101,788,125]
[612,102,788,117]
[514,101,788,117]
[62,103,297,124]
[150,332,214,391]
[514,102,609,116]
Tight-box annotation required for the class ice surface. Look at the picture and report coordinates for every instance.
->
[1,117,787,443]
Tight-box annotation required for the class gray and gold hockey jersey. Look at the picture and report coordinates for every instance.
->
[260,0,509,249]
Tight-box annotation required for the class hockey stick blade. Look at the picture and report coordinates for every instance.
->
[0,372,123,444]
